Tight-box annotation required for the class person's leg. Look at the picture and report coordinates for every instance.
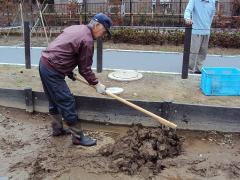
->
[196,35,210,72]
[50,76,96,146]
[39,62,78,123]
[39,63,70,136]
[49,100,71,136]
[39,62,96,146]
[39,66,57,113]
[189,35,201,72]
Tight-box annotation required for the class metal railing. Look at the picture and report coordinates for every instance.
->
[0,1,239,28]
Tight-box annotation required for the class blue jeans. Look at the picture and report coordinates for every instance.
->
[39,61,78,125]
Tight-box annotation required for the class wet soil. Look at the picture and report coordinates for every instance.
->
[99,124,182,178]
[1,106,240,180]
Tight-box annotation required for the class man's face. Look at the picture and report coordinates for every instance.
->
[92,23,107,39]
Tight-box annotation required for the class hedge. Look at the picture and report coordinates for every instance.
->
[105,28,240,48]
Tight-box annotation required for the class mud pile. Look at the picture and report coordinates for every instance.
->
[99,124,182,176]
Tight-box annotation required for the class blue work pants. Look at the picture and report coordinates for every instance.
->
[39,61,78,125]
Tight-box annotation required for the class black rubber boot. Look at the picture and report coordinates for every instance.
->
[194,71,202,74]
[68,122,97,146]
[72,132,97,146]
[50,114,71,136]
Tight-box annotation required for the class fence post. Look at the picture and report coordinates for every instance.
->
[24,21,31,69]
[130,0,133,26]
[7,3,10,26]
[84,0,87,24]
[179,0,182,26]
[97,38,103,73]
[181,25,192,79]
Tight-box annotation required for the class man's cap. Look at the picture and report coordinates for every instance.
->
[93,13,112,37]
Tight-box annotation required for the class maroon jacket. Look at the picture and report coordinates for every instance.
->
[41,25,98,85]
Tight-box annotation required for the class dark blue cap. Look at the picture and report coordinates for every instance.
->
[93,13,112,37]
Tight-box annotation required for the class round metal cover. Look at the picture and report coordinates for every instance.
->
[108,70,143,81]
[106,87,124,95]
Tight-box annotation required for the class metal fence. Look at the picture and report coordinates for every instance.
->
[0,1,239,28]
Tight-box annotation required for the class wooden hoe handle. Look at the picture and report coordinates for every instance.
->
[74,75,177,129]
[105,91,177,129]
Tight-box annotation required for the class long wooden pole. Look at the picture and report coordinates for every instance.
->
[30,4,48,36]
[74,75,177,129]
[105,91,177,129]
[20,2,24,41]
[36,0,49,45]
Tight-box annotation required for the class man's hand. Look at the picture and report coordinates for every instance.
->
[95,82,106,94]
[185,19,193,25]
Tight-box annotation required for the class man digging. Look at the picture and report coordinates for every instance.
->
[39,13,112,146]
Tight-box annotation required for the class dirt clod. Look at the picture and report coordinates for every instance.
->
[99,124,182,177]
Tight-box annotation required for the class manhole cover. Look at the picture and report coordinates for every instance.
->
[108,70,143,81]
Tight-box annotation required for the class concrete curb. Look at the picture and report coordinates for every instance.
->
[0,88,239,132]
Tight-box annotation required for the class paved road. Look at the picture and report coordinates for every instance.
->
[0,46,240,72]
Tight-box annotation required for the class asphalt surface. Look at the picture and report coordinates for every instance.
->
[0,46,240,72]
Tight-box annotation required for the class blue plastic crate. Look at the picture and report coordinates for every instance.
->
[200,67,240,96]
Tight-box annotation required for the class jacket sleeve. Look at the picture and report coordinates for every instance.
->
[77,40,98,85]
[184,0,194,20]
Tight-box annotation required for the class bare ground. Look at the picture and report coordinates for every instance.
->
[0,64,240,107]
[0,35,240,107]
[0,106,240,180]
